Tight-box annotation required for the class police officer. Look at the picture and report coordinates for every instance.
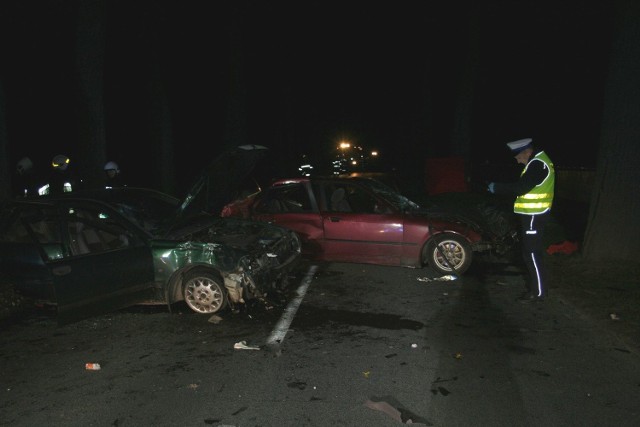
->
[488,138,555,302]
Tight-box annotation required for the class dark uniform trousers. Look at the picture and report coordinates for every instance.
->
[519,213,550,297]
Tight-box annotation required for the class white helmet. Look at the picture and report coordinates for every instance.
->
[16,157,33,175]
[52,154,70,171]
[104,161,120,173]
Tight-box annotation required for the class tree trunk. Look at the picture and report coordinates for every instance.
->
[582,0,640,260]
[223,3,248,150]
[0,79,10,201]
[147,65,176,195]
[74,0,107,190]
[450,5,481,183]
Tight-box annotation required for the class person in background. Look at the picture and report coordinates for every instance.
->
[487,138,555,302]
[40,154,79,195]
[15,157,38,197]
[103,161,125,188]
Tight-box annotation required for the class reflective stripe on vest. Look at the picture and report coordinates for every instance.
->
[514,151,555,215]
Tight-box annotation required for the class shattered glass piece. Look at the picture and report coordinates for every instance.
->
[208,314,223,324]
[417,275,457,282]
[233,340,260,350]
[364,395,433,425]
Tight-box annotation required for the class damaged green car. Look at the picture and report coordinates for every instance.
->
[0,145,301,324]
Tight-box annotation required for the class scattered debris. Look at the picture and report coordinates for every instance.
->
[610,313,621,321]
[363,371,371,378]
[364,395,432,425]
[417,275,457,282]
[287,381,307,390]
[411,343,418,349]
[454,352,463,360]
[430,386,451,396]
[85,363,101,370]
[233,340,260,350]
[547,240,579,255]
[208,314,223,324]
[187,383,199,389]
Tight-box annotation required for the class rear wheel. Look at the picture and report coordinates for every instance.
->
[183,271,227,314]
[425,233,473,275]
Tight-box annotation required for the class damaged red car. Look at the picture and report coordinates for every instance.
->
[222,176,493,275]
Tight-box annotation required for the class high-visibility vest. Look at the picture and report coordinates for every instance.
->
[514,151,555,215]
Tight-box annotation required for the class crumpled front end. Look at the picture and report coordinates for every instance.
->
[208,219,302,303]
[156,217,301,308]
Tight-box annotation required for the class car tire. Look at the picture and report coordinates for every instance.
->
[183,271,228,314]
[425,233,473,275]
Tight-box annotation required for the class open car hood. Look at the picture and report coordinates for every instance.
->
[176,145,268,219]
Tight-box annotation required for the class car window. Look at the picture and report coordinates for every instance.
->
[105,189,180,235]
[65,206,135,256]
[255,183,312,214]
[360,179,420,212]
[0,215,31,243]
[0,205,65,260]
[342,184,379,214]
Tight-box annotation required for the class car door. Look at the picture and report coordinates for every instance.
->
[51,201,156,324]
[0,203,60,300]
[321,182,404,265]
[250,181,324,255]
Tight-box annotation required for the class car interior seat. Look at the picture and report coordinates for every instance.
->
[69,221,90,255]
[330,188,351,212]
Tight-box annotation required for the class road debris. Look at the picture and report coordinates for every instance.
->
[233,340,260,350]
[411,343,418,348]
[610,313,621,321]
[208,314,223,324]
[417,275,457,282]
[363,371,371,378]
[85,363,101,370]
[364,395,432,425]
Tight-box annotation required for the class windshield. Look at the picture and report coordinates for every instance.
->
[107,189,181,235]
[360,178,421,212]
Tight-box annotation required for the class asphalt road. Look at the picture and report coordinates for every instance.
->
[1,256,639,427]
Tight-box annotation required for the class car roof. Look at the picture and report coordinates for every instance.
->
[271,176,374,184]
[7,186,179,205]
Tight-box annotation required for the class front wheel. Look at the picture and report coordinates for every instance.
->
[425,233,473,275]
[183,271,228,314]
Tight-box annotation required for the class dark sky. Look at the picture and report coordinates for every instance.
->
[1,0,614,192]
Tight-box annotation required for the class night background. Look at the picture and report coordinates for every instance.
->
[1,1,613,184]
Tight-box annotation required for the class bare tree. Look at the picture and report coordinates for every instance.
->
[223,2,248,150]
[582,0,640,260]
[74,0,107,190]
[142,8,176,196]
[0,79,10,200]
[146,63,176,196]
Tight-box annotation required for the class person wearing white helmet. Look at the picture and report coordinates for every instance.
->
[15,157,38,197]
[104,160,124,188]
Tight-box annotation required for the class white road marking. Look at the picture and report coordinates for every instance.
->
[266,264,318,346]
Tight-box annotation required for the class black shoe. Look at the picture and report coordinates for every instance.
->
[518,292,545,303]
